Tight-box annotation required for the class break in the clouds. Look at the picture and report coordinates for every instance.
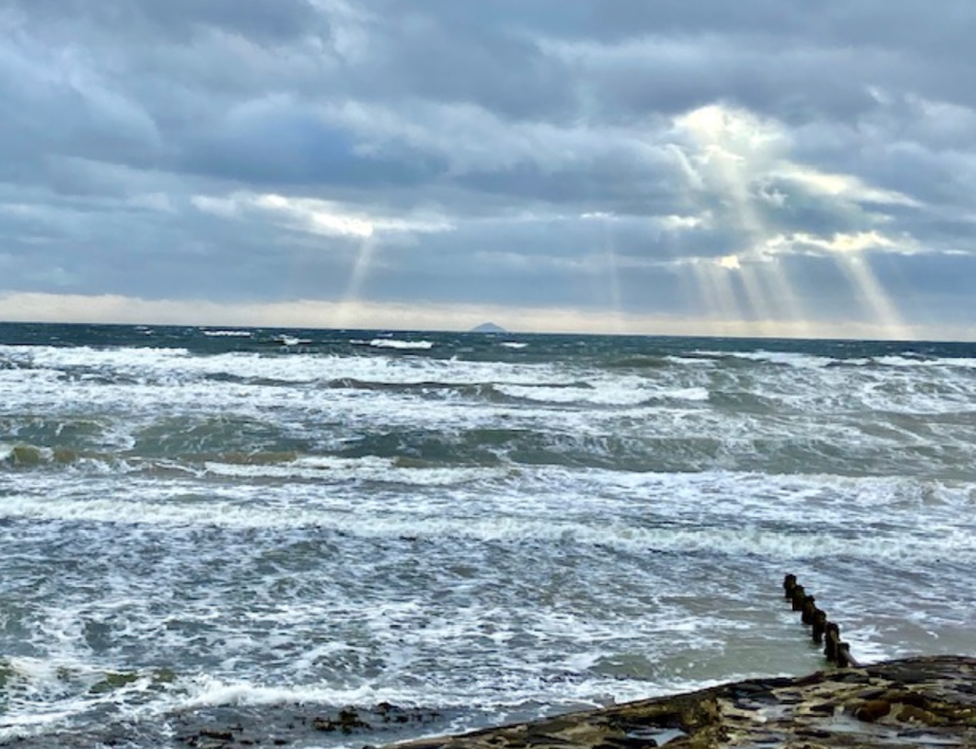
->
[2,0,976,338]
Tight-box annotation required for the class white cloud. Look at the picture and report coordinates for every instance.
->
[3,2,976,337]
[780,166,920,207]
[193,191,454,238]
[784,230,906,255]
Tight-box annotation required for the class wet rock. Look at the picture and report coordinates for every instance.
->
[854,699,891,722]
[88,670,141,694]
[897,704,939,725]
[7,657,976,748]
[312,708,371,734]
[388,656,976,749]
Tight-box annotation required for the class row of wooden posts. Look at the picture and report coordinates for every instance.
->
[783,573,861,668]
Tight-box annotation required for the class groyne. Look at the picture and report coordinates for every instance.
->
[783,573,861,668]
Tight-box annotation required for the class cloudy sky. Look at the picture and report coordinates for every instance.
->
[1,1,975,339]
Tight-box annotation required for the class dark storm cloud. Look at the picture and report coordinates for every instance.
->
[1,0,975,335]
[345,8,575,120]
[180,97,447,187]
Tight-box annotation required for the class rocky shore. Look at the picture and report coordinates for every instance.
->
[391,655,976,749]
[5,656,974,748]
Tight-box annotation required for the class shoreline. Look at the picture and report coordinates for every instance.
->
[3,656,975,747]
[388,655,976,749]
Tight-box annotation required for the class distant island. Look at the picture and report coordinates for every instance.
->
[470,322,507,333]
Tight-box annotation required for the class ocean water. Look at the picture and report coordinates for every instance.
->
[1,323,974,747]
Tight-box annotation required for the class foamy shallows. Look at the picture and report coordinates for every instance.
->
[1,324,975,747]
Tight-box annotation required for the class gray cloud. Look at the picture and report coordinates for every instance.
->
[12,0,327,44]
[1,1,976,336]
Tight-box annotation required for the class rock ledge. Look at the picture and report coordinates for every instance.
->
[390,656,976,749]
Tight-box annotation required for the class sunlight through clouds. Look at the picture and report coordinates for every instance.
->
[2,2,975,338]
[194,192,453,238]
[672,102,917,335]
[193,192,453,239]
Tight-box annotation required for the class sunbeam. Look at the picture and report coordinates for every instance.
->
[835,252,910,340]
[758,252,811,333]
[673,104,913,338]
[334,234,378,329]
[689,258,743,332]
[675,105,810,334]
[781,231,911,337]
[594,215,625,332]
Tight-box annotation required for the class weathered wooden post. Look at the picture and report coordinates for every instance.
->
[801,595,817,625]
[790,585,806,611]
[836,642,853,668]
[824,622,841,662]
[783,574,797,599]
[781,575,862,668]
[812,609,827,644]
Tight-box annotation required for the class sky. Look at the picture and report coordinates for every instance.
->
[1,1,975,339]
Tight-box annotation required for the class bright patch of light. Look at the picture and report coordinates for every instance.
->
[660,214,703,229]
[192,191,453,238]
[677,105,783,158]
[772,231,914,255]
[192,196,239,218]
[783,167,919,207]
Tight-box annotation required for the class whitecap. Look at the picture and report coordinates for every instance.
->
[202,330,253,337]
[369,338,434,350]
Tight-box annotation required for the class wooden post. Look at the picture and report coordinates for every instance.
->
[812,609,827,644]
[837,642,861,669]
[781,575,862,668]
[824,622,840,662]
[791,585,806,611]
[801,595,817,625]
[783,574,797,599]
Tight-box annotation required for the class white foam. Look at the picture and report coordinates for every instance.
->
[202,330,253,337]
[665,355,715,366]
[8,341,970,431]
[5,333,976,747]
[494,378,706,407]
[202,456,506,486]
[875,355,976,369]
[0,343,576,392]
[276,335,311,346]
[0,655,167,741]
[368,338,434,350]
[692,350,838,368]
[3,470,974,564]
[665,386,710,401]
[178,677,422,710]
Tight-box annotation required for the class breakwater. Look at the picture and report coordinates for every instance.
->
[783,573,861,668]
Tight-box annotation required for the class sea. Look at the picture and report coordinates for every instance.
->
[1,322,974,748]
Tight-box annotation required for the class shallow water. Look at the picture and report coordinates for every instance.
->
[1,324,974,746]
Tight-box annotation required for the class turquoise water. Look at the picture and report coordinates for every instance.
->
[1,323,974,747]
